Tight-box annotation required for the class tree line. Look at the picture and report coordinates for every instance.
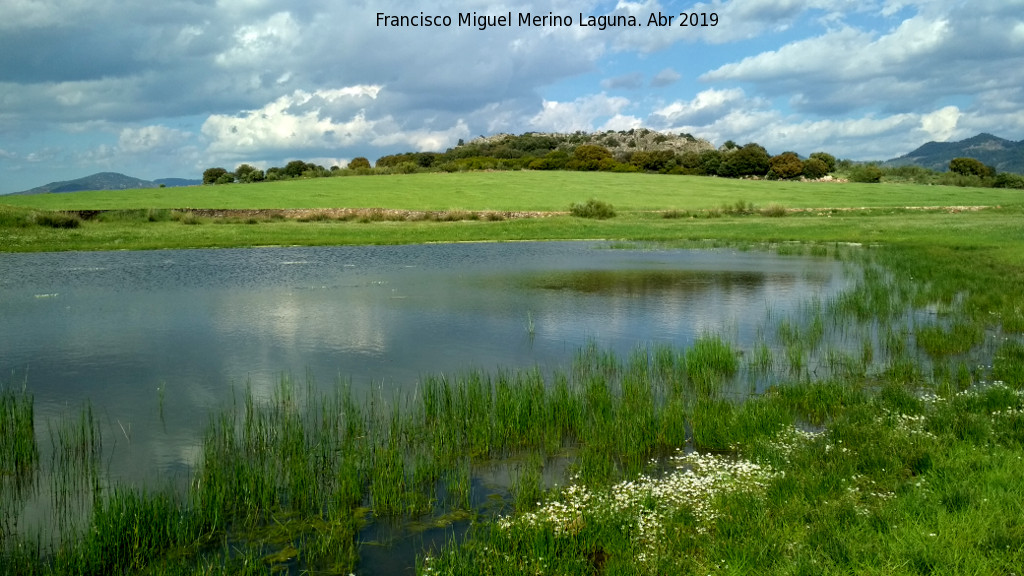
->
[201,130,1024,189]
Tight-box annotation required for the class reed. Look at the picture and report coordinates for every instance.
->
[1,385,38,542]
[685,335,739,397]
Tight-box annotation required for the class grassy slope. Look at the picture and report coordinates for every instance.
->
[2,171,1022,211]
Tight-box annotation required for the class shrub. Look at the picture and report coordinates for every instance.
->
[569,199,616,219]
[768,152,804,180]
[723,199,755,215]
[809,152,837,172]
[566,145,613,171]
[848,164,883,183]
[760,203,788,217]
[347,157,371,170]
[202,167,227,185]
[717,143,770,178]
[993,172,1024,189]
[802,158,830,179]
[35,211,82,228]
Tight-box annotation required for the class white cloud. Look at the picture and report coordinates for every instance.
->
[117,125,191,154]
[529,94,632,132]
[201,85,470,161]
[369,120,471,151]
[701,2,1024,115]
[650,88,748,127]
[214,12,301,68]
[919,106,960,142]
[600,114,643,131]
[201,86,382,155]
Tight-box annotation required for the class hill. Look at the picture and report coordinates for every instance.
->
[10,172,201,196]
[884,133,1024,173]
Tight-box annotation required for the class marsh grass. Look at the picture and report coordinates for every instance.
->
[1,385,38,541]
[685,335,739,396]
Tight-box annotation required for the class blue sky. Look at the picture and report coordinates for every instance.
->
[1,0,1023,193]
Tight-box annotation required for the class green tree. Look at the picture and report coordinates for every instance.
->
[202,167,227,185]
[699,149,723,175]
[214,172,235,185]
[630,150,676,172]
[348,157,371,170]
[718,143,770,178]
[768,152,804,180]
[235,164,257,182]
[567,145,613,171]
[528,150,570,170]
[809,152,837,172]
[284,160,310,178]
[949,157,993,178]
[802,158,830,179]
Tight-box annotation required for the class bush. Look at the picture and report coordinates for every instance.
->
[566,145,613,171]
[848,164,883,183]
[993,172,1024,189]
[768,152,804,180]
[717,143,770,178]
[759,203,788,217]
[569,199,616,219]
[347,157,371,170]
[802,158,830,179]
[202,167,228,185]
[35,211,82,228]
[809,152,837,172]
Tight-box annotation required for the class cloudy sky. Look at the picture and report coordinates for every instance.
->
[1,0,1022,193]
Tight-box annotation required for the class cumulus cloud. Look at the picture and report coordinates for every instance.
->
[649,88,748,128]
[117,126,192,155]
[201,86,383,155]
[200,85,470,163]
[701,1,1024,115]
[214,12,301,69]
[528,94,632,133]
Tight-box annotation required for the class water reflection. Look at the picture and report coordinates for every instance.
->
[0,241,848,485]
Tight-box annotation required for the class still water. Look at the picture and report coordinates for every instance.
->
[1,241,847,484]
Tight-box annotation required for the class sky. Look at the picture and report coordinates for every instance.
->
[1,0,1023,193]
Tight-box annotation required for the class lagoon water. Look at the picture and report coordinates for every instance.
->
[1,241,847,486]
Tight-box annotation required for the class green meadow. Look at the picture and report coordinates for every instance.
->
[3,171,1024,575]
[3,171,1021,212]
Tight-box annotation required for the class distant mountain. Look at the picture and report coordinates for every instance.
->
[884,133,1024,174]
[10,172,200,195]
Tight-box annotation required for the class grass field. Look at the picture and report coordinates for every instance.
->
[3,171,1024,575]
[2,171,1023,255]
[3,171,1022,212]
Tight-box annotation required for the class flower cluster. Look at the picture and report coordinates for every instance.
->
[496,450,779,567]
